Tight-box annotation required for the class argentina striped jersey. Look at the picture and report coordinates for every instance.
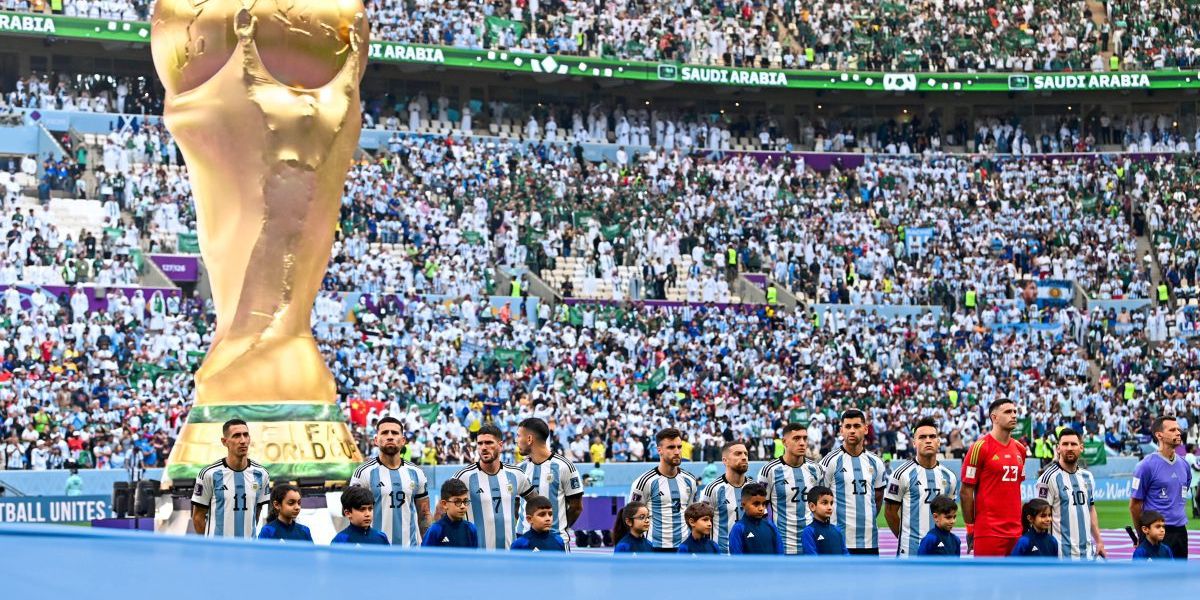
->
[453,463,536,549]
[757,458,822,555]
[349,458,429,547]
[883,459,960,558]
[630,468,700,549]
[699,474,753,553]
[191,459,270,538]
[517,454,584,538]
[1036,463,1097,559]
[820,447,887,549]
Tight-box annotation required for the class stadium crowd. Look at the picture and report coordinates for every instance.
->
[2,137,1200,473]
[9,0,1200,73]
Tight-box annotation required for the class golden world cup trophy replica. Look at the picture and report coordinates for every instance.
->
[151,0,368,484]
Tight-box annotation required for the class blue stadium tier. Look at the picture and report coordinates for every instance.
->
[2,524,1198,599]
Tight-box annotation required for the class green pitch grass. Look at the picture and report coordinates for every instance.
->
[876,500,1199,530]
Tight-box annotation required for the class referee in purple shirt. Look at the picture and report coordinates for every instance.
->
[1130,416,1192,559]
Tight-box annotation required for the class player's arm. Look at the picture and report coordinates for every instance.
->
[629,474,646,502]
[884,501,902,537]
[415,470,431,533]
[564,465,586,527]
[566,494,583,528]
[191,504,209,536]
[190,472,213,535]
[417,496,432,534]
[1129,462,1149,529]
[1089,504,1106,558]
[883,471,904,537]
[960,441,983,551]
[960,484,975,550]
[255,474,272,527]
[871,457,887,517]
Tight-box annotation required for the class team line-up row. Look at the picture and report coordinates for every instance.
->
[188,401,1191,559]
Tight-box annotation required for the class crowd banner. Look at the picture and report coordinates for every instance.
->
[148,254,200,282]
[1036,279,1074,307]
[3,12,1200,94]
[903,227,935,255]
[1179,306,1200,338]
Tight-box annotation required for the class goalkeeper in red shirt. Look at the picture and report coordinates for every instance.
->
[961,399,1027,557]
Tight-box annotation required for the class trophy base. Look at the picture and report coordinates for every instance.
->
[162,402,363,484]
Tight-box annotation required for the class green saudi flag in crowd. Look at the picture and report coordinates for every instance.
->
[483,16,525,45]
[1012,416,1032,439]
[636,367,667,392]
[417,403,440,424]
[1083,440,1108,466]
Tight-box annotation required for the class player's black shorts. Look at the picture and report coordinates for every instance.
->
[652,547,677,554]
[848,548,880,556]
[1164,525,1189,560]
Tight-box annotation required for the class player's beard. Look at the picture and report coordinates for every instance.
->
[380,444,401,457]
[732,462,749,475]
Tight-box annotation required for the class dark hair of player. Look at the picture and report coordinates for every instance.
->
[376,416,403,431]
[1139,510,1165,529]
[806,485,833,504]
[1057,427,1081,443]
[742,482,768,500]
[440,478,469,499]
[519,418,550,443]
[221,418,247,436]
[781,422,806,437]
[988,398,1014,414]
[341,485,374,513]
[1151,416,1177,437]
[913,416,938,434]
[684,501,714,525]
[266,483,301,522]
[612,501,647,542]
[840,409,865,423]
[525,495,552,514]
[721,441,746,455]
[476,424,503,441]
[929,494,957,516]
[1020,498,1051,532]
[656,427,683,445]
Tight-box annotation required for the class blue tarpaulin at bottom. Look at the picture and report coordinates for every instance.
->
[1,524,1197,598]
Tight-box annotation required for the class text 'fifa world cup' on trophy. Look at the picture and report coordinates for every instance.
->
[151,0,368,483]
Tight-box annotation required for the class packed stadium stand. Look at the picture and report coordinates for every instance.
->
[0,2,1194,495]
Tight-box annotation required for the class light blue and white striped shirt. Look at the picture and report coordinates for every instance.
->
[883,459,960,558]
[630,467,700,549]
[1037,463,1096,559]
[349,458,429,547]
[453,462,535,550]
[699,474,753,553]
[758,457,822,555]
[191,459,270,538]
[518,454,584,539]
[819,447,886,550]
